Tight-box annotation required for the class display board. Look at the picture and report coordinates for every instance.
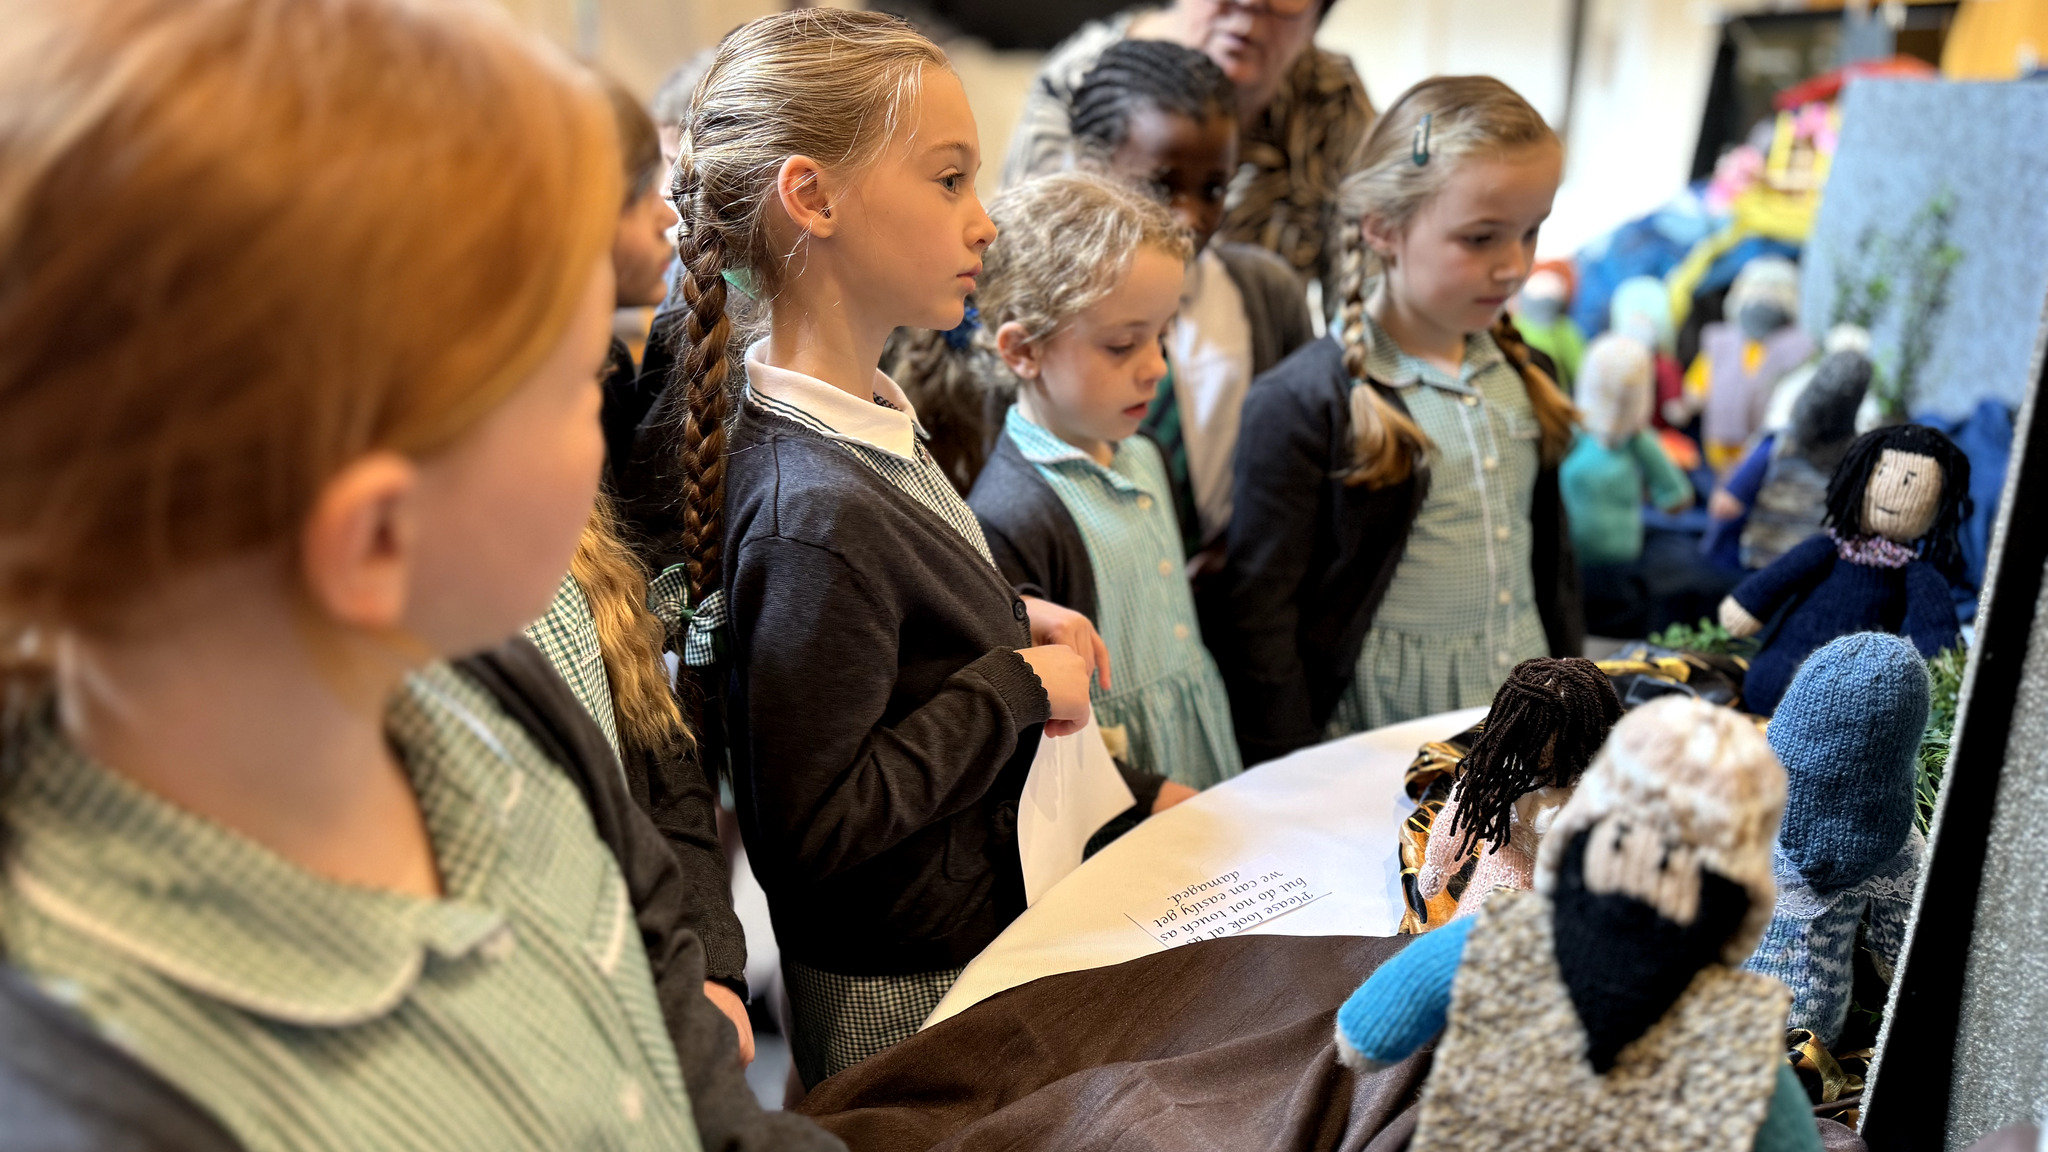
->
[1862,278,2048,1145]
[1800,79,2048,423]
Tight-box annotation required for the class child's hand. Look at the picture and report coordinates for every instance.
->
[1151,781,1198,814]
[1707,489,1745,520]
[1021,595,1111,690]
[1018,644,1094,737]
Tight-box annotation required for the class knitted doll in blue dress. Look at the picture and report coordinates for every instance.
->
[1718,424,1968,715]
[1743,632,1928,1048]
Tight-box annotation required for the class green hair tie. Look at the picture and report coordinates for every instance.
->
[720,268,759,297]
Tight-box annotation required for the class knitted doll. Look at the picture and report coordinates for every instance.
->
[1687,257,1816,472]
[1610,276,1686,434]
[1738,350,1872,570]
[1415,658,1622,925]
[1744,632,1928,1047]
[1720,424,1968,715]
[1561,335,1696,635]
[1514,267,1587,391]
[1336,697,1810,1152]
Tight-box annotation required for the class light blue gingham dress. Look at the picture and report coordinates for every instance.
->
[1329,314,1549,733]
[1005,407,1244,789]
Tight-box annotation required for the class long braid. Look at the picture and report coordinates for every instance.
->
[1336,213,1432,489]
[669,170,733,601]
[1070,39,1235,153]
[1448,657,1622,852]
[1489,313,1579,467]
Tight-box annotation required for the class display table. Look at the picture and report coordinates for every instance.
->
[923,705,1488,1028]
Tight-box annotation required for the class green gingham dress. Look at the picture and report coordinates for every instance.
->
[0,664,703,1152]
[1329,314,1549,733]
[1004,407,1243,789]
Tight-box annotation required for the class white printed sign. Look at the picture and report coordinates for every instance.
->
[1124,855,1330,949]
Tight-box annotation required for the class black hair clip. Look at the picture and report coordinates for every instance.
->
[1412,113,1433,167]
[943,303,981,351]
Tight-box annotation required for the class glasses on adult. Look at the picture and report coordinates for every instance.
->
[1211,0,1318,16]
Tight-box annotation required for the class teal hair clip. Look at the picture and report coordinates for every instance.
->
[720,268,759,297]
[1412,113,1433,167]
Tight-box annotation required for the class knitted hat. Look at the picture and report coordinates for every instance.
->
[1536,696,1787,962]
[1768,632,1929,894]
[1785,350,1871,470]
[1576,334,1654,449]
[1610,276,1675,356]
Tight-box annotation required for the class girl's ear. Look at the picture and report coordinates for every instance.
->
[299,452,421,631]
[774,154,837,238]
[995,320,1042,380]
[1359,213,1400,263]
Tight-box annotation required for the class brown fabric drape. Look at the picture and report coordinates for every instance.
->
[797,934,1430,1151]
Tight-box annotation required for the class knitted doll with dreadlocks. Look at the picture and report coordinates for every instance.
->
[1415,658,1622,925]
[1338,697,1818,1152]
[1720,424,1969,715]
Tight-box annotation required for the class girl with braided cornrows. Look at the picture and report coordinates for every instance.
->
[1414,657,1620,924]
[1217,76,1585,767]
[1073,38,1315,559]
[622,9,1166,1090]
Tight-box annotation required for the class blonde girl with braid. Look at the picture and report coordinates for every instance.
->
[956,172,1235,794]
[625,9,1115,1088]
[1217,76,1585,767]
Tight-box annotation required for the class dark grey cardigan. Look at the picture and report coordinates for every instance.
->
[1215,336,1585,766]
[721,402,1053,976]
[1214,241,1317,379]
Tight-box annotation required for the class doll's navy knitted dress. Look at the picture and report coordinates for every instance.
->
[1727,532,1958,715]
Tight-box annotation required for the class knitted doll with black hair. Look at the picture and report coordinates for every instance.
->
[1720,423,1969,715]
[1744,631,1929,1047]
[1337,697,1818,1151]
[1415,658,1622,925]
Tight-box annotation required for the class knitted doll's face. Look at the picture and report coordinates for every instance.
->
[1863,449,1942,542]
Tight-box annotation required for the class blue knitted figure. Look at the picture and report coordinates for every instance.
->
[1743,632,1929,1046]
[1719,425,1968,716]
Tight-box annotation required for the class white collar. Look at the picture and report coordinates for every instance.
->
[743,340,923,460]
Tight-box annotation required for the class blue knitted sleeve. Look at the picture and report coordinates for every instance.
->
[1901,561,1962,656]
[1732,532,1836,620]
[1334,916,1473,1068]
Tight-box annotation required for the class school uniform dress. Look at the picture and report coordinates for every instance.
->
[523,574,750,1002]
[720,344,1051,1088]
[526,573,622,758]
[0,665,706,1152]
[1218,325,1582,766]
[972,407,1241,790]
[1330,314,1550,733]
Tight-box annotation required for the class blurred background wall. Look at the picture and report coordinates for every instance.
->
[493,0,1729,257]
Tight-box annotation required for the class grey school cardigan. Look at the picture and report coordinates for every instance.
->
[720,401,1055,976]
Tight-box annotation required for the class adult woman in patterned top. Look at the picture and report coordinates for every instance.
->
[1003,0,1375,296]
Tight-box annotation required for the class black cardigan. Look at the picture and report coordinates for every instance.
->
[965,434,1171,816]
[721,402,1052,976]
[0,637,842,1152]
[1216,336,1584,766]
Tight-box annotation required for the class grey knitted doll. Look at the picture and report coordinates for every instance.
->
[1744,631,1929,1046]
